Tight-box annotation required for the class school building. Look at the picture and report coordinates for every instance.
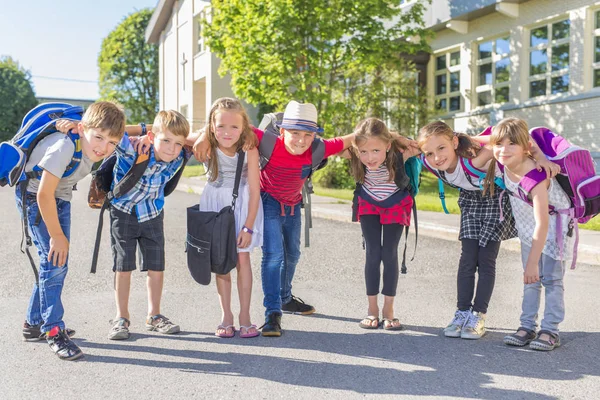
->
[146,0,600,162]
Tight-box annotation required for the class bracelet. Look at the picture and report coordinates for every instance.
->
[242,226,254,234]
[140,122,147,135]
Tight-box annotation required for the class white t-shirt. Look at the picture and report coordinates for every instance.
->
[24,133,94,201]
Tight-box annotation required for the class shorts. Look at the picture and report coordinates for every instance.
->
[109,206,165,272]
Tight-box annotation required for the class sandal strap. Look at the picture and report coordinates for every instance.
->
[537,329,558,339]
[517,326,536,335]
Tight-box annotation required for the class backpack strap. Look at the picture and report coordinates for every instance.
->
[231,150,246,210]
[17,180,40,283]
[164,150,190,197]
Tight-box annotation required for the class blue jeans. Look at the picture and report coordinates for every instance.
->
[519,244,566,334]
[15,187,71,333]
[260,192,301,317]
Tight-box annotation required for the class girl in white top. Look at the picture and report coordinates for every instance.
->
[199,97,263,339]
[487,118,571,351]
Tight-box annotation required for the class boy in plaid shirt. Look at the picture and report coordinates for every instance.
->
[107,110,189,340]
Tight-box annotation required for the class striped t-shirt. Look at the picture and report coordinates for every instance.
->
[363,164,399,202]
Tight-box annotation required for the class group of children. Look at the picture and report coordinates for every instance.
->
[12,97,577,361]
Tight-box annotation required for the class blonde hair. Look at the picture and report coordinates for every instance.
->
[153,110,190,138]
[349,118,401,184]
[82,101,126,139]
[483,117,531,196]
[417,121,480,159]
[205,97,258,182]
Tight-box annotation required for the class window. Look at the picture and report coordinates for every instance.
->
[528,19,570,97]
[195,12,206,54]
[475,36,510,106]
[594,11,600,87]
[434,50,462,112]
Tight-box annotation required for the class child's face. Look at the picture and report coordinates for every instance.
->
[357,137,390,170]
[420,134,459,172]
[281,128,315,155]
[213,110,243,151]
[150,129,185,162]
[492,137,528,169]
[79,124,119,162]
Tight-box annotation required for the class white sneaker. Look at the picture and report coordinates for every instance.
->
[443,310,470,338]
[461,311,486,340]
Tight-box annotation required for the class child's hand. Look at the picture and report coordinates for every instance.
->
[129,135,151,154]
[55,120,79,134]
[237,230,252,249]
[523,264,539,284]
[193,134,211,162]
[396,136,420,154]
[535,158,561,179]
[48,234,69,267]
[402,144,422,159]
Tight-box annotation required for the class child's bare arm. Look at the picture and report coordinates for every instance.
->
[238,148,260,248]
[124,124,154,136]
[37,171,69,267]
[529,140,560,179]
[524,183,550,284]
[391,132,420,154]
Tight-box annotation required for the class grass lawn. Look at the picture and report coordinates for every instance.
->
[182,164,205,178]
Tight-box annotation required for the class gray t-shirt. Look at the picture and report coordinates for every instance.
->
[25,133,94,201]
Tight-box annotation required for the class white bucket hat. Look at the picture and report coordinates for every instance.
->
[277,100,324,133]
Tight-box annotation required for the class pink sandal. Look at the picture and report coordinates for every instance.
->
[215,324,235,338]
[239,324,259,338]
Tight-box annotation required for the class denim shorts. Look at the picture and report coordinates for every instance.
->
[110,206,165,272]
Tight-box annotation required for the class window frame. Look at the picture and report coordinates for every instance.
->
[433,49,463,113]
[195,11,206,55]
[593,10,600,88]
[474,35,511,107]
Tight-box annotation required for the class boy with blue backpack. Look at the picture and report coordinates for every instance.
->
[5,101,126,360]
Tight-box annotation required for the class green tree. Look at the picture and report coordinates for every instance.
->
[204,0,433,137]
[98,8,158,124]
[0,56,38,140]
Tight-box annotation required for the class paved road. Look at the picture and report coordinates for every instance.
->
[0,179,599,399]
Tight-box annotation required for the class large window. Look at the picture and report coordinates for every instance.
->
[475,36,510,106]
[594,11,600,87]
[528,19,570,97]
[434,50,461,112]
[195,12,206,54]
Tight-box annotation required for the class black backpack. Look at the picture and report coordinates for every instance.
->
[257,112,327,247]
[88,149,189,273]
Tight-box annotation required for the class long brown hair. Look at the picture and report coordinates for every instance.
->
[349,118,401,184]
[483,118,530,196]
[417,121,480,159]
[204,97,258,182]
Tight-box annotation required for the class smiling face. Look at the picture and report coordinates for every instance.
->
[420,134,459,172]
[281,128,315,155]
[492,137,529,170]
[212,110,243,152]
[79,124,119,162]
[356,137,390,170]
[149,129,185,162]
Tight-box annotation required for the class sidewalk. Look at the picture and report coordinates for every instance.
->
[178,176,600,266]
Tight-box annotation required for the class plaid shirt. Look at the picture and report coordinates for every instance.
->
[110,133,184,223]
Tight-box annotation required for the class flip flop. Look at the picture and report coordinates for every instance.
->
[215,324,235,338]
[359,316,380,329]
[382,318,403,331]
[239,324,260,338]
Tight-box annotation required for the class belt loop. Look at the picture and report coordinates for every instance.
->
[280,202,285,216]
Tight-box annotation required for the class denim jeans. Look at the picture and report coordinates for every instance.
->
[260,192,301,317]
[519,244,566,334]
[15,187,71,333]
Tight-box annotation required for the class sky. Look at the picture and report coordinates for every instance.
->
[0,0,158,100]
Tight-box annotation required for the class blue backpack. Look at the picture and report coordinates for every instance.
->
[0,102,84,188]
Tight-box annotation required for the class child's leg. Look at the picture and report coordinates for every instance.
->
[539,254,566,337]
[381,223,403,328]
[237,252,256,335]
[359,215,383,324]
[261,194,286,317]
[519,244,542,332]
[456,239,480,311]
[146,270,163,317]
[472,240,501,314]
[280,203,302,305]
[114,271,133,320]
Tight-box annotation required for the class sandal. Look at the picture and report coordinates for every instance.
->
[359,316,380,329]
[108,317,130,340]
[503,327,537,347]
[239,324,260,338]
[215,324,236,338]
[382,318,403,331]
[529,330,561,351]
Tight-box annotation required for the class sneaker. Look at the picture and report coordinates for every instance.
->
[23,321,75,342]
[108,317,130,340]
[46,326,83,361]
[145,314,180,334]
[529,330,561,351]
[461,311,486,340]
[281,295,315,315]
[503,327,537,347]
[260,313,282,337]
[443,310,470,338]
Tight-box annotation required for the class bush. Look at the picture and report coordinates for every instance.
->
[312,156,355,190]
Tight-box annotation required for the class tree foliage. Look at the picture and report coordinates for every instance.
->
[204,0,433,136]
[98,9,158,124]
[0,56,38,139]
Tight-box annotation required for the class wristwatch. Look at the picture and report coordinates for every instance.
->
[242,226,253,234]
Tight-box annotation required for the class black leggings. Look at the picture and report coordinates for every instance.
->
[360,215,404,297]
[457,239,501,314]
